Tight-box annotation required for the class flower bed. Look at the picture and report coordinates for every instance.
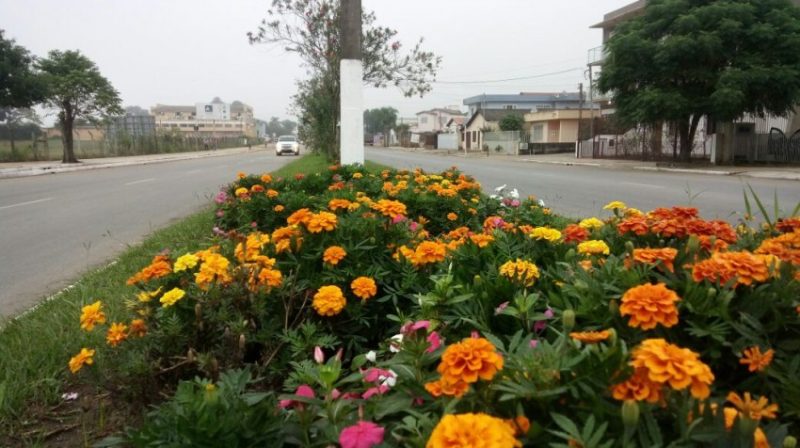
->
[73,165,799,447]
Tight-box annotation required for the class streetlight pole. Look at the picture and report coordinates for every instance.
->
[340,0,364,165]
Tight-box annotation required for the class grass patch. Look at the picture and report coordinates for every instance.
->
[0,154,352,433]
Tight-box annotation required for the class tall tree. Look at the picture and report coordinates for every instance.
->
[364,107,398,145]
[498,114,524,132]
[37,50,123,163]
[597,0,800,162]
[265,116,298,137]
[0,30,46,117]
[0,108,40,156]
[249,0,440,160]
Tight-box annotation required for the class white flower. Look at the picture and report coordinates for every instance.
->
[380,370,398,388]
[494,184,507,193]
[389,334,403,353]
[61,392,79,401]
[509,188,519,199]
[537,199,546,207]
[365,350,377,363]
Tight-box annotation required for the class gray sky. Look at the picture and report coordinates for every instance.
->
[1,0,632,122]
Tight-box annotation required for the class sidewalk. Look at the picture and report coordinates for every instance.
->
[0,146,261,179]
[377,146,800,181]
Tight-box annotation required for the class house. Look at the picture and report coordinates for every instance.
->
[415,108,464,134]
[461,109,527,151]
[525,108,602,144]
[151,98,257,138]
[463,92,583,117]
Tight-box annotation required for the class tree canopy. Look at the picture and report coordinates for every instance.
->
[249,0,440,160]
[597,0,800,161]
[38,50,122,163]
[0,30,46,115]
[498,114,524,132]
[364,107,398,135]
[265,116,297,137]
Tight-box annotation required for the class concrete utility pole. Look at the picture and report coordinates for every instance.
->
[577,83,584,158]
[340,0,364,165]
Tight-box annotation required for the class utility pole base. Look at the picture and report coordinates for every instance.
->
[340,59,364,165]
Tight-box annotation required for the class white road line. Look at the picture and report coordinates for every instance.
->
[620,182,666,190]
[124,178,156,186]
[0,197,54,211]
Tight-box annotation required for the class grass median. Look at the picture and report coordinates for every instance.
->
[0,153,387,437]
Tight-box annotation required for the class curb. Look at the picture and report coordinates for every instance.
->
[633,166,736,176]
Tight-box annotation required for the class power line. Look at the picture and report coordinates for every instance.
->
[433,67,584,85]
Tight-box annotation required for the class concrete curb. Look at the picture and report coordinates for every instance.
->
[0,147,259,180]
[633,166,736,176]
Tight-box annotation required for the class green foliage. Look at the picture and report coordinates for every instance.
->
[597,0,800,160]
[364,107,398,138]
[498,114,524,132]
[104,369,284,447]
[264,116,297,138]
[0,29,46,111]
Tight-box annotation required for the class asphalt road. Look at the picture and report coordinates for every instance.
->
[0,150,292,317]
[367,147,800,220]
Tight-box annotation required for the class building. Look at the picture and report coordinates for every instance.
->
[45,126,104,141]
[415,108,464,134]
[525,108,601,144]
[151,98,256,138]
[461,109,527,151]
[463,93,584,117]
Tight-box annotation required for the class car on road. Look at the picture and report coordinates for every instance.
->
[275,135,301,156]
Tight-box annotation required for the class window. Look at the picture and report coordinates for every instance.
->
[420,116,428,124]
[472,131,477,143]
[531,124,544,142]
[505,105,516,110]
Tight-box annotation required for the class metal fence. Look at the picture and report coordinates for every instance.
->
[733,115,800,163]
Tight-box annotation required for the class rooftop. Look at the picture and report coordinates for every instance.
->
[416,108,464,116]
[590,0,645,29]
[463,92,582,105]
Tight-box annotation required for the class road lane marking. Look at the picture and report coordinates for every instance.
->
[124,178,156,186]
[0,197,54,211]
[620,182,666,190]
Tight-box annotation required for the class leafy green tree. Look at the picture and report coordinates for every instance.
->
[38,50,123,163]
[364,107,398,145]
[0,30,46,116]
[249,0,440,160]
[498,114,524,132]
[597,0,800,162]
[265,116,297,138]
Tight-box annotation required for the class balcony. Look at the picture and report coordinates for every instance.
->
[588,45,606,66]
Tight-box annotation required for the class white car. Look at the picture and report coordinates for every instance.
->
[275,135,300,156]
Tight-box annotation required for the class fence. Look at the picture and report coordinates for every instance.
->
[733,115,800,163]
[483,131,521,155]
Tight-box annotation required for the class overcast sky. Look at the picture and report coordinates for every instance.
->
[2,0,633,122]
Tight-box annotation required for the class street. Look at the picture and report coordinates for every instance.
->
[0,150,291,317]
[367,147,800,220]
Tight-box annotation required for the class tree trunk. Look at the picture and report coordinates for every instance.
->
[61,113,78,163]
[678,119,691,163]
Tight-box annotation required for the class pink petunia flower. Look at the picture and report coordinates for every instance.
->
[339,421,385,448]
[426,331,442,353]
[361,385,389,399]
[278,384,315,409]
[400,320,430,335]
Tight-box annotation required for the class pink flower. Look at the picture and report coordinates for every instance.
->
[314,346,325,364]
[214,191,228,204]
[529,339,539,349]
[471,330,480,338]
[495,301,509,315]
[544,307,554,318]
[392,214,407,224]
[278,384,315,409]
[510,199,520,207]
[215,210,225,218]
[409,221,419,232]
[363,367,393,384]
[250,221,258,228]
[400,320,430,335]
[362,385,389,399]
[339,421,385,448]
[426,331,441,353]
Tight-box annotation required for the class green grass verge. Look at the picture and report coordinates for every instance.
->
[0,153,370,428]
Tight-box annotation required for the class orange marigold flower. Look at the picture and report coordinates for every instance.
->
[499,259,540,287]
[739,346,774,372]
[323,246,347,266]
[469,234,494,248]
[755,229,800,265]
[328,198,353,212]
[68,348,95,374]
[126,255,172,285]
[617,216,649,236]
[427,413,521,448]
[257,268,283,289]
[129,319,147,337]
[414,241,447,266]
[266,189,279,198]
[80,300,107,331]
[371,199,407,218]
[446,212,458,221]
[630,339,714,399]
[630,247,678,272]
[727,391,779,421]
[273,205,285,212]
[195,253,232,289]
[106,322,128,347]
[312,285,346,316]
[287,208,313,226]
[612,369,664,403]
[692,251,777,287]
[234,232,271,263]
[620,283,681,330]
[570,330,611,344]
[260,173,272,183]
[506,416,531,436]
[564,224,589,243]
[351,276,377,300]
[437,337,504,385]
[424,377,470,398]
[250,184,264,193]
[776,217,800,233]
[306,212,338,233]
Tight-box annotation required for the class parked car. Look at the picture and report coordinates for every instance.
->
[275,135,300,156]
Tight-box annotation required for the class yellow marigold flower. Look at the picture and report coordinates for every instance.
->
[620,283,680,330]
[173,253,199,272]
[427,413,521,448]
[579,217,605,230]
[235,232,271,263]
[234,187,249,198]
[499,259,540,287]
[106,322,129,347]
[287,208,312,226]
[570,330,611,344]
[351,276,377,300]
[68,348,95,374]
[529,227,562,242]
[195,253,232,289]
[260,173,272,183]
[739,346,774,372]
[273,205,284,212]
[630,338,714,399]
[577,240,610,256]
[129,319,147,337]
[257,268,282,289]
[469,234,494,248]
[727,391,778,421]
[437,337,504,385]
[80,301,107,331]
[625,208,644,217]
[352,172,363,179]
[447,212,458,221]
[136,288,162,303]
[323,246,347,266]
[306,212,338,233]
[603,201,627,211]
[312,285,346,316]
[371,199,408,218]
[414,241,447,266]
[159,287,186,308]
